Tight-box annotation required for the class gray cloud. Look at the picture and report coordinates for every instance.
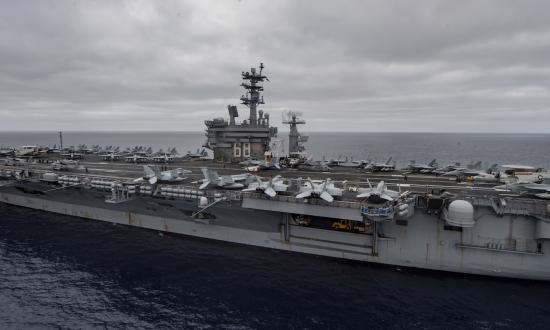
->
[0,0,549,132]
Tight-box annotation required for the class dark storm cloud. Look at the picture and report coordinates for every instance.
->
[0,0,549,132]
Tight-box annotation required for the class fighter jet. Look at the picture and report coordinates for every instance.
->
[77,144,94,154]
[435,162,463,174]
[15,146,40,157]
[242,175,288,197]
[0,147,15,157]
[124,153,150,163]
[61,151,84,160]
[151,153,175,163]
[366,157,396,172]
[352,159,371,169]
[403,159,438,173]
[356,180,402,203]
[135,165,192,184]
[494,182,550,199]
[199,168,253,190]
[295,178,343,202]
[100,152,122,161]
[323,156,348,167]
[295,159,332,172]
[52,159,82,171]
[185,148,209,160]
[244,157,282,172]
[102,146,120,154]
[441,164,499,181]
[245,163,281,172]
[168,147,179,156]
[90,145,102,154]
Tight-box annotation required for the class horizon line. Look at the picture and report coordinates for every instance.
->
[1,130,550,135]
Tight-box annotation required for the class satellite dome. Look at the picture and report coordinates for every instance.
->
[446,200,475,227]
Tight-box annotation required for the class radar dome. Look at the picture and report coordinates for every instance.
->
[445,200,475,227]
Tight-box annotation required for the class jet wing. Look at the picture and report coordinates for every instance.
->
[296,190,312,199]
[264,187,277,197]
[231,173,251,182]
[219,176,234,186]
[357,190,374,199]
[523,184,550,192]
[225,182,244,189]
[320,191,334,203]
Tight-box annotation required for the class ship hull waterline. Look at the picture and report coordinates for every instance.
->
[1,191,549,281]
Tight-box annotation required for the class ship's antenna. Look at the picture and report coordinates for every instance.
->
[282,110,307,155]
[240,63,268,127]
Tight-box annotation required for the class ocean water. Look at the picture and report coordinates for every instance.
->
[1,131,550,329]
[1,131,549,168]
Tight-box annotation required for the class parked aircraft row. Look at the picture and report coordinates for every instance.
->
[310,156,550,184]
[167,167,413,204]
[0,144,211,162]
[119,148,210,163]
[210,168,550,201]
[200,170,414,204]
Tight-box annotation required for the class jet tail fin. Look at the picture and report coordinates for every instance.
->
[201,167,210,181]
[386,157,392,165]
[428,159,437,167]
[201,167,219,182]
[143,165,156,178]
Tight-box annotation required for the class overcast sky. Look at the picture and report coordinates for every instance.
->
[1,1,549,132]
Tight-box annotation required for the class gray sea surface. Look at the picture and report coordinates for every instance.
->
[1,131,549,168]
[1,131,550,329]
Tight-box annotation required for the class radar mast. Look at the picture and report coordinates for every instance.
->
[240,63,268,126]
[283,111,308,154]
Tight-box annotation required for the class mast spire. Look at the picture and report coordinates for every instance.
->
[240,62,268,126]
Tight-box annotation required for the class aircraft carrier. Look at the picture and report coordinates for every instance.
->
[2,64,550,281]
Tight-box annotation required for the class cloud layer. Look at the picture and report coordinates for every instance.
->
[1,0,549,132]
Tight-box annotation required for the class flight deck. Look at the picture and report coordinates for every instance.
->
[0,153,508,199]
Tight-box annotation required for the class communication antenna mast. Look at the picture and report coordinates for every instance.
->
[59,131,63,151]
[282,110,308,154]
[240,63,269,126]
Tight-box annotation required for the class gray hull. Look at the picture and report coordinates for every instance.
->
[2,187,550,281]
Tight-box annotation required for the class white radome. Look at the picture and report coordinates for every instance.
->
[446,200,475,227]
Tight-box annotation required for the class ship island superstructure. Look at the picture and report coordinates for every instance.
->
[2,63,550,281]
[204,63,277,162]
